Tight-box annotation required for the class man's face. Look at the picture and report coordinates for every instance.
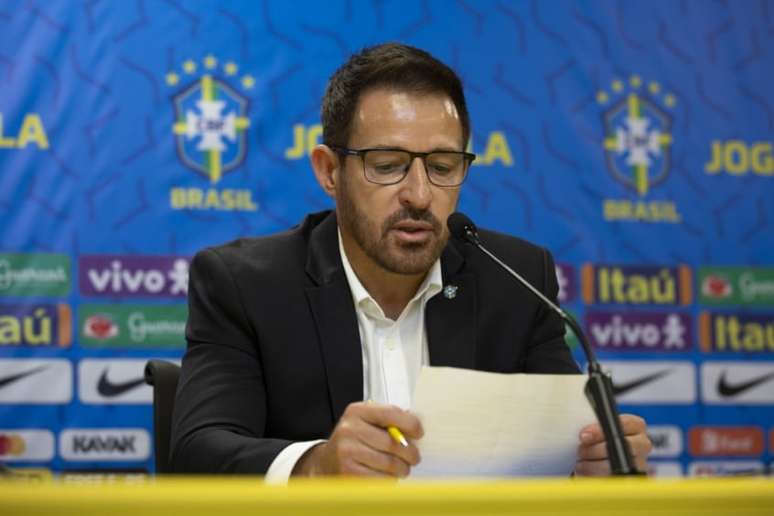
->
[335,88,463,276]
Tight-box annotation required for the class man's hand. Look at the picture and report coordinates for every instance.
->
[292,401,424,477]
[574,414,652,476]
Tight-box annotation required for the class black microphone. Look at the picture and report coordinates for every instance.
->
[447,212,642,476]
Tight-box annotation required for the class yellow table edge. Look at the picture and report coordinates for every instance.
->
[2,476,773,515]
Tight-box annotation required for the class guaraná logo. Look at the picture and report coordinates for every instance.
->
[166,55,253,184]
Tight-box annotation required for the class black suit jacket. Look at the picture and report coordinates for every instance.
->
[170,210,579,473]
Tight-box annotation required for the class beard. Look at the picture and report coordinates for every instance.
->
[336,173,447,275]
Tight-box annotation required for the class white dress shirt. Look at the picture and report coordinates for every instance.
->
[264,229,442,483]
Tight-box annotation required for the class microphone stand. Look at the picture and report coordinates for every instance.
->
[462,227,642,476]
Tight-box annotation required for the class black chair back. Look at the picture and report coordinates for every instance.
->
[144,360,181,474]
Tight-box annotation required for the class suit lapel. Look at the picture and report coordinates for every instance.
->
[426,242,477,369]
[304,212,363,423]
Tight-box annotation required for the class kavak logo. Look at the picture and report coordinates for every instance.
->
[78,256,189,298]
[699,312,774,353]
[688,427,764,457]
[0,359,72,403]
[0,253,70,296]
[600,361,696,404]
[586,311,691,351]
[647,425,684,458]
[555,263,576,303]
[78,359,176,404]
[688,461,764,477]
[0,430,55,461]
[0,304,72,347]
[165,55,258,212]
[79,304,187,348]
[596,76,681,223]
[581,264,692,305]
[59,429,150,461]
[701,362,774,404]
[699,267,774,306]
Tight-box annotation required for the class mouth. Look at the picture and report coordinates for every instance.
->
[390,220,436,244]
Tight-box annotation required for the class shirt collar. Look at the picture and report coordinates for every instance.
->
[338,228,443,317]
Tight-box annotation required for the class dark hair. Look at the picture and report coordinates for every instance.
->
[321,42,470,148]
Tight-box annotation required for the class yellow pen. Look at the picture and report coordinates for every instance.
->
[387,426,409,448]
[367,400,409,447]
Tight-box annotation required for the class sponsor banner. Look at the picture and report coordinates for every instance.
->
[79,304,187,348]
[581,264,692,306]
[586,311,691,351]
[699,312,774,354]
[647,461,683,477]
[3,467,53,480]
[600,361,696,404]
[688,461,764,477]
[700,362,774,405]
[647,425,684,458]
[699,267,774,306]
[555,263,576,304]
[59,428,150,461]
[78,256,189,298]
[0,253,70,297]
[0,359,72,404]
[0,430,55,461]
[688,427,764,457]
[78,358,179,404]
[0,303,72,348]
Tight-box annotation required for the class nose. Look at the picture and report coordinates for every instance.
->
[398,157,432,210]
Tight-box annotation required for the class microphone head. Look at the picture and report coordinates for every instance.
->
[447,212,478,243]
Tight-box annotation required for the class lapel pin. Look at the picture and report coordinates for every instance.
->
[443,285,458,299]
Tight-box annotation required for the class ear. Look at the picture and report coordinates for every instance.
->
[310,144,340,197]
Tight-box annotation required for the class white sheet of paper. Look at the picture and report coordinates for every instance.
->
[409,366,595,478]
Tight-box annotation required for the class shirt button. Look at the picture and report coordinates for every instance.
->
[385,338,397,350]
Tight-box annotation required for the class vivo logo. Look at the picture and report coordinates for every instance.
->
[586,311,691,351]
[79,256,188,298]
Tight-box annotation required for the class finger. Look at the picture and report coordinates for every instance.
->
[578,431,653,461]
[339,458,394,478]
[579,414,648,444]
[358,403,424,440]
[351,418,421,466]
[574,459,611,477]
[576,440,609,461]
[627,432,653,459]
[619,414,647,435]
[351,444,412,478]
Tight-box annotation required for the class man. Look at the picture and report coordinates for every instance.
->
[170,43,651,480]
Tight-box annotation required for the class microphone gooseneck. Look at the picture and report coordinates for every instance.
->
[446,211,641,476]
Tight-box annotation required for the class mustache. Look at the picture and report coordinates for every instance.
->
[381,207,442,236]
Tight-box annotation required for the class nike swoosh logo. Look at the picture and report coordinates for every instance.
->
[717,371,774,397]
[0,365,49,389]
[97,369,146,397]
[612,369,671,396]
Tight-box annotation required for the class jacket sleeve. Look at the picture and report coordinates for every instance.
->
[170,248,292,473]
[522,248,581,374]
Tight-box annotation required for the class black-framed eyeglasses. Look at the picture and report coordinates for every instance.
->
[331,146,476,187]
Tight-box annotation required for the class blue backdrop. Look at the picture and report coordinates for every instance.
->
[1,0,772,476]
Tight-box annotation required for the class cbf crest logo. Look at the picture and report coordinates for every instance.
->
[599,77,675,196]
[165,56,253,184]
[597,77,681,223]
